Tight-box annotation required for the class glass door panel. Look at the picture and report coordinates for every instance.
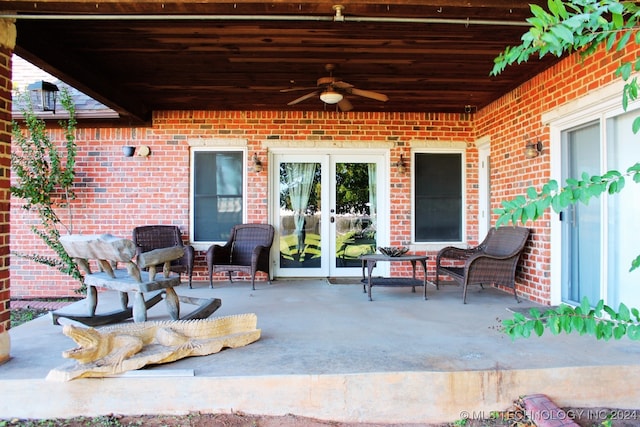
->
[606,110,640,308]
[278,161,324,274]
[332,161,378,273]
[561,122,602,304]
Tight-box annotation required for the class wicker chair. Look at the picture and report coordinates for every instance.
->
[132,225,195,288]
[206,223,274,290]
[435,226,530,304]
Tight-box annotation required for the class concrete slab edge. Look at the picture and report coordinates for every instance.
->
[0,365,638,424]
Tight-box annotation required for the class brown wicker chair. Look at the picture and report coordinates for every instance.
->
[206,223,274,290]
[435,226,530,304]
[132,225,195,288]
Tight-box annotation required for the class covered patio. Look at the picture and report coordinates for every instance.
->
[2,279,639,424]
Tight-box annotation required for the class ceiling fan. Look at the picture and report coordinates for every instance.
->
[281,64,389,112]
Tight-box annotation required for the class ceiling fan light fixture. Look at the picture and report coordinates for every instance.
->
[320,89,343,104]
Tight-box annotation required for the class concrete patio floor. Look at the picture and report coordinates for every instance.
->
[1,278,640,424]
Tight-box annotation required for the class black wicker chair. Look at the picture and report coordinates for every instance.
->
[435,226,530,303]
[132,225,195,288]
[206,223,274,290]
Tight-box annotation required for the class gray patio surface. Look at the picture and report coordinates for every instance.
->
[1,278,639,424]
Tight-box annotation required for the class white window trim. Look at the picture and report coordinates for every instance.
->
[410,142,467,250]
[189,145,248,252]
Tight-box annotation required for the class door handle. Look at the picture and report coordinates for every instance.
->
[330,217,335,223]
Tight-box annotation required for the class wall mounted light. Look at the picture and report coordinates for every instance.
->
[27,80,59,113]
[252,153,263,173]
[122,145,150,158]
[524,139,543,159]
[395,154,406,173]
[122,146,136,157]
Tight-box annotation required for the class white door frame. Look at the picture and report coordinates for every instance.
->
[476,136,491,241]
[543,80,630,305]
[270,148,390,278]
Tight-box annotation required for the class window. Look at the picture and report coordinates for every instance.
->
[191,149,245,243]
[413,151,463,242]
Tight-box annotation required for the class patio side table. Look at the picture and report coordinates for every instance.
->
[360,254,429,301]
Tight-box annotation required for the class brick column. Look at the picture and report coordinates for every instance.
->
[0,18,16,364]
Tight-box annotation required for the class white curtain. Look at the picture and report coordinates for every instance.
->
[284,163,317,252]
[367,163,377,229]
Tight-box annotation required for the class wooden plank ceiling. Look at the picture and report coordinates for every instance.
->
[1,1,561,124]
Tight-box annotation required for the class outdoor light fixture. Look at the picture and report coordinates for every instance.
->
[27,80,59,113]
[252,153,263,173]
[524,139,543,159]
[122,145,150,158]
[319,88,343,104]
[122,146,136,157]
[395,154,406,173]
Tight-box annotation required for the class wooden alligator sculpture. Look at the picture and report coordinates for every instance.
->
[47,314,260,381]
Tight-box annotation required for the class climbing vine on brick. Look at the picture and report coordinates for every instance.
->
[11,88,83,286]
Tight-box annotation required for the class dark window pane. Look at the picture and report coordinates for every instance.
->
[414,153,462,242]
[193,151,243,241]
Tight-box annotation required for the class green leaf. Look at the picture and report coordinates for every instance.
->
[534,320,545,336]
[628,325,640,340]
[617,30,633,52]
[512,208,523,225]
[529,308,542,319]
[612,12,624,29]
[550,316,561,335]
[613,325,626,340]
[524,203,537,222]
[604,304,617,318]
[581,296,592,314]
[550,24,575,44]
[632,117,640,134]
[586,317,597,335]
[619,303,631,322]
[572,315,585,333]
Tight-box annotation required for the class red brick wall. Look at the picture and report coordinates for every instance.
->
[10,111,475,297]
[0,46,11,332]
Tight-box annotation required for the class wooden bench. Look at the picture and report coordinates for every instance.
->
[57,234,220,325]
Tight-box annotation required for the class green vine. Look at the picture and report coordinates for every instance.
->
[11,87,83,289]
[503,297,640,341]
[494,164,640,272]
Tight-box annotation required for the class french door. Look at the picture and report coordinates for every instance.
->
[272,152,387,278]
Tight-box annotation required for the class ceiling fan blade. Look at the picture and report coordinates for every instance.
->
[280,86,318,93]
[349,88,389,102]
[333,80,354,89]
[338,98,353,112]
[287,91,319,106]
